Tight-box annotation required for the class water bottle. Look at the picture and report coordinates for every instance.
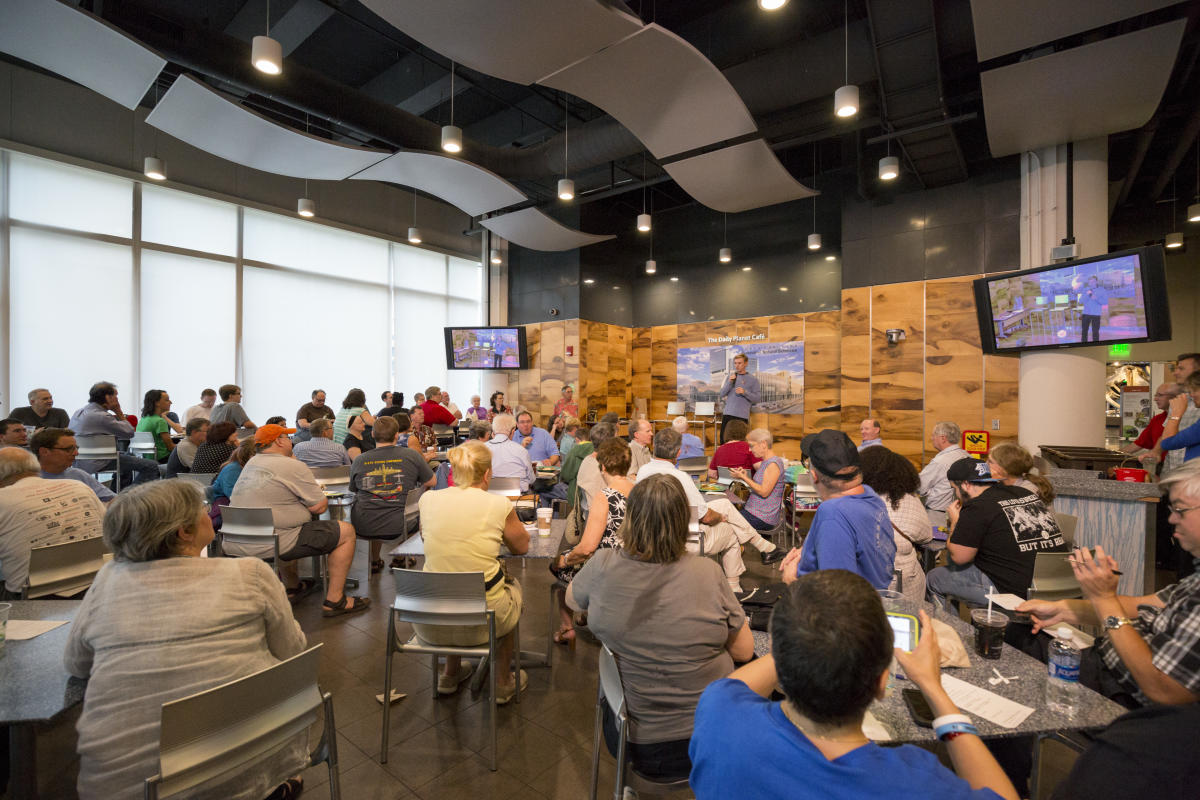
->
[1045,630,1081,718]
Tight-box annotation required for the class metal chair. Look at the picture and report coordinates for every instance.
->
[487,475,522,497]
[129,430,158,460]
[22,536,109,599]
[143,645,340,800]
[1053,512,1078,547]
[310,466,351,492]
[432,423,455,447]
[381,568,518,771]
[75,433,121,492]
[218,507,328,597]
[589,644,689,800]
[677,456,708,477]
[178,472,218,487]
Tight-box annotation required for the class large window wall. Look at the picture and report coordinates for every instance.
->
[0,150,484,424]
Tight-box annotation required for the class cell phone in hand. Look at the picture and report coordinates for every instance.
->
[887,611,920,652]
[902,688,934,728]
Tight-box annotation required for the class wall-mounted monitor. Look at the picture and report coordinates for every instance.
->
[444,326,528,370]
[973,246,1170,355]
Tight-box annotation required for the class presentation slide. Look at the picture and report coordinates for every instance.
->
[450,328,521,368]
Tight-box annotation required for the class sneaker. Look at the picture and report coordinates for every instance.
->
[495,669,529,705]
[760,546,786,566]
[436,663,474,696]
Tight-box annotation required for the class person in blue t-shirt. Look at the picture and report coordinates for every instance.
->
[1077,275,1109,343]
[689,570,1018,800]
[777,429,896,589]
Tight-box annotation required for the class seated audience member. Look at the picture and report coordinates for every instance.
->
[11,388,70,430]
[564,422,608,511]
[599,412,620,425]
[626,418,653,478]
[212,436,255,504]
[707,419,759,479]
[557,416,583,460]
[293,389,335,444]
[568,474,753,781]
[228,424,368,615]
[440,391,462,420]
[511,410,561,466]
[689,570,1018,800]
[417,440,529,701]
[987,442,1055,506]
[377,391,405,418]
[860,445,934,607]
[1,418,29,447]
[1121,383,1181,464]
[1152,372,1200,464]
[413,392,426,405]
[182,388,217,424]
[1017,459,1200,707]
[209,383,257,433]
[69,381,159,486]
[341,414,374,461]
[639,428,780,587]
[332,388,374,445]
[190,421,239,476]
[264,416,288,427]
[859,417,883,450]
[469,420,491,441]
[926,458,1066,609]
[920,420,967,511]
[730,428,786,543]
[550,438,634,643]
[175,418,208,470]
[420,386,458,427]
[64,480,308,800]
[0,447,105,598]
[32,428,115,503]
[778,430,896,590]
[464,395,488,421]
[485,391,511,421]
[553,385,579,418]
[486,414,535,491]
[350,416,434,574]
[293,418,352,468]
[407,406,437,453]
[136,390,176,463]
[673,416,705,460]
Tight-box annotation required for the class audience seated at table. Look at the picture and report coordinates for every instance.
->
[0,447,105,599]
[486,413,535,492]
[294,389,336,436]
[860,445,935,607]
[689,569,1018,800]
[332,388,374,447]
[778,430,896,590]
[341,413,375,461]
[376,390,404,418]
[64,480,309,800]
[464,394,488,422]
[550,438,634,644]
[69,381,159,487]
[707,418,759,479]
[987,442,1055,507]
[416,440,529,703]
[209,383,257,434]
[135,389,177,463]
[31,428,115,503]
[921,420,967,512]
[420,385,458,427]
[511,410,561,466]
[1017,459,1200,707]
[174,418,208,471]
[557,416,583,459]
[228,424,368,615]
[0,418,29,447]
[407,405,437,452]
[562,422,605,509]
[293,418,352,468]
[350,416,434,575]
[10,388,70,430]
[673,416,705,460]
[210,437,257,527]
[190,421,239,476]
[486,390,512,422]
[729,428,787,549]
[627,418,653,478]
[182,387,217,424]
[567,473,753,782]
[440,391,462,420]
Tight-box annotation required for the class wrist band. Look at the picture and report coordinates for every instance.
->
[936,722,979,741]
[931,713,970,730]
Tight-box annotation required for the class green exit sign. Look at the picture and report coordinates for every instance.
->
[1109,343,1132,358]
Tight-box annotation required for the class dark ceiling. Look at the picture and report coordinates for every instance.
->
[60,0,1200,250]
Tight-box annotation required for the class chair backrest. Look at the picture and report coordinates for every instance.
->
[75,433,118,460]
[487,476,521,496]
[1028,551,1083,601]
[390,568,490,627]
[148,645,325,798]
[310,466,351,490]
[677,456,708,473]
[179,472,218,487]
[24,536,109,599]
[1052,512,1078,546]
[218,507,277,548]
[597,644,627,720]
[431,423,454,435]
[130,430,157,448]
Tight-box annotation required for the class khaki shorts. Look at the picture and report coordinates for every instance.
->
[280,519,341,560]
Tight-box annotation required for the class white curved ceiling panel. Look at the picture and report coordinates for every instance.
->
[146,75,390,180]
[663,140,816,213]
[358,0,642,86]
[540,24,758,159]
[481,208,614,252]
[970,0,1180,62]
[981,20,1185,157]
[0,0,165,110]
[351,151,525,217]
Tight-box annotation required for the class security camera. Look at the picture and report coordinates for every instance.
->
[885,328,906,346]
[549,307,560,317]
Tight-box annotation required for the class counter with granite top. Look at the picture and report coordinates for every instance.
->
[1046,467,1163,502]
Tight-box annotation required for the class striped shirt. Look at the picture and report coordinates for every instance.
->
[292,436,351,468]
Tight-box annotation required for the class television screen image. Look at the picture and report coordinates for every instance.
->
[445,327,526,369]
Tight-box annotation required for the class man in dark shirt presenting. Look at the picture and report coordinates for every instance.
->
[926,458,1066,608]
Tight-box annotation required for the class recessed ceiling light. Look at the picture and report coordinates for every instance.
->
[825,254,836,261]
[669,276,679,282]
[583,279,595,284]
[612,285,620,289]
[758,0,787,9]
[741,266,752,272]
[779,286,788,291]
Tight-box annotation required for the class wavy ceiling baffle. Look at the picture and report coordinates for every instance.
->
[350,152,526,218]
[481,209,615,252]
[663,140,817,214]
[146,75,391,180]
[0,0,166,110]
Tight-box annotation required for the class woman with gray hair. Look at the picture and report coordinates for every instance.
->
[64,480,308,800]
[729,429,789,565]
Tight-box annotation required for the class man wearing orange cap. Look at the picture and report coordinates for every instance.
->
[228,424,369,617]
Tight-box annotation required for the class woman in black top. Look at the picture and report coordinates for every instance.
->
[343,414,375,460]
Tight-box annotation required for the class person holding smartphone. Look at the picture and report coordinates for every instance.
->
[689,569,1018,800]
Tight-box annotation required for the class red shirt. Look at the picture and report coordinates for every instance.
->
[709,441,761,471]
[553,399,579,418]
[420,400,456,426]
[1134,411,1167,460]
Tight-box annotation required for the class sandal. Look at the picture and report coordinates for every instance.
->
[322,595,371,617]
[285,578,316,604]
[553,627,576,646]
[264,777,303,800]
[390,556,416,570]
[369,558,385,574]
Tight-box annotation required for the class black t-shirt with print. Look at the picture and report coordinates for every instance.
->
[952,483,1067,595]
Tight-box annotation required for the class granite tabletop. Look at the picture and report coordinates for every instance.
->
[390,517,565,560]
[1045,467,1162,502]
[0,600,83,724]
[752,604,1126,743]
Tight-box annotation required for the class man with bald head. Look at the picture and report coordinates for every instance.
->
[858,418,882,451]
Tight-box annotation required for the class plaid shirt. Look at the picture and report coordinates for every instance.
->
[1099,563,1200,705]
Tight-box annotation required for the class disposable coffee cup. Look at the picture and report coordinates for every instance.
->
[0,603,10,657]
[970,609,1009,660]
[536,507,552,535]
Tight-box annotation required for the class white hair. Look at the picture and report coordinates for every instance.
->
[932,421,961,443]
[746,428,773,447]
[672,416,689,434]
[492,413,516,436]
[0,446,40,483]
[1161,459,1200,504]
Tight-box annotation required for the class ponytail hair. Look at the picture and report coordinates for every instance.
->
[990,442,1055,505]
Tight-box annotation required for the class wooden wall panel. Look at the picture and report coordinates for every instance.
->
[581,321,609,419]
[870,282,926,465]
[924,278,984,463]
[985,354,1020,445]
[538,321,566,422]
[631,326,651,411]
[518,323,542,418]
[803,309,842,440]
[607,325,630,416]
[840,287,872,436]
[650,325,678,422]
[765,314,806,458]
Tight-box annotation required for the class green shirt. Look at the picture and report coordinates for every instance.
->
[136,414,170,460]
[560,441,594,506]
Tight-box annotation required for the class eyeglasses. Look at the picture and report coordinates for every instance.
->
[1168,504,1199,517]
[49,445,79,453]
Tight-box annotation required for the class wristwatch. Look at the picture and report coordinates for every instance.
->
[1103,615,1136,632]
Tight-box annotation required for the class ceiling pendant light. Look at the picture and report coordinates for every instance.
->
[637,213,651,233]
[441,62,463,153]
[558,94,574,201]
[758,0,788,9]
[143,156,166,181]
[297,197,316,218]
[808,147,821,251]
[834,0,857,117]
[408,190,422,243]
[879,155,899,181]
[1189,141,1200,222]
[252,0,282,75]
[719,213,732,262]
[808,233,822,251]
[1188,203,1200,223]
[1166,176,1183,249]
[1165,232,1184,249]
[719,247,732,263]
[490,248,502,265]
[636,153,651,231]
[645,259,657,274]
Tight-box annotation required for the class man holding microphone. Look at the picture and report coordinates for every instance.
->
[718,353,760,444]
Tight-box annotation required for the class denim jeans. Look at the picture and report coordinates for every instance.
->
[926,561,996,609]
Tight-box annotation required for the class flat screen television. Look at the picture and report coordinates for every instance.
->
[444,326,528,370]
[973,246,1170,355]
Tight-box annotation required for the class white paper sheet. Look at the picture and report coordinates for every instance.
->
[984,593,1027,611]
[4,619,68,640]
[862,710,891,741]
[940,674,1034,729]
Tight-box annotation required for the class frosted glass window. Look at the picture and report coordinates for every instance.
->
[9,229,133,408]
[448,256,483,300]
[142,185,238,256]
[444,298,483,405]
[140,252,236,408]
[395,245,446,294]
[9,153,132,237]
[242,267,389,425]
[395,291,447,398]
[243,209,388,283]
